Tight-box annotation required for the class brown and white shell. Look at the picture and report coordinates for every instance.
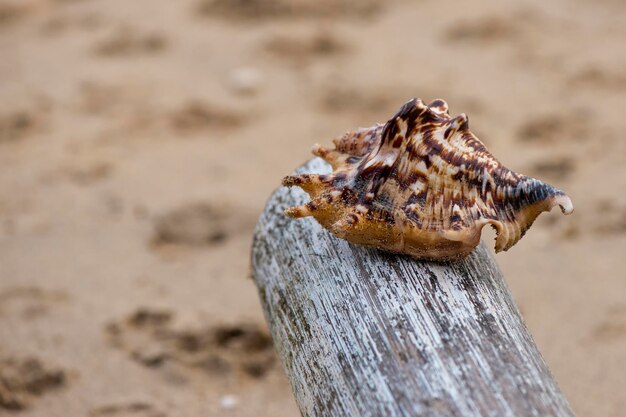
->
[282,98,573,260]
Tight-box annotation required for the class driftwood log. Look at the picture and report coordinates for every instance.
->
[251,158,576,417]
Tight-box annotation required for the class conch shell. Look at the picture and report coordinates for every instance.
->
[282,98,573,260]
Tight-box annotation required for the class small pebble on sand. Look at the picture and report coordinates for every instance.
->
[228,67,263,96]
[219,394,239,410]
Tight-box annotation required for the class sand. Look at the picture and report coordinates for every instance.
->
[0,0,624,416]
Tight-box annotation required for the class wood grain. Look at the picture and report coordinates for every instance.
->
[251,158,576,417]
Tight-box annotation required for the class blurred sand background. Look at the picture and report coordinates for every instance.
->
[1,0,625,416]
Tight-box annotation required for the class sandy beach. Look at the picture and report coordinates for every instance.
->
[1,0,625,416]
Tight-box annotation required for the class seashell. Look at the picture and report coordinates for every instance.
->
[282,98,573,260]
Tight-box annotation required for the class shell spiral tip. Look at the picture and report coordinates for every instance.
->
[553,195,574,215]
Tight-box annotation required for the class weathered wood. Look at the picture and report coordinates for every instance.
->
[251,158,576,417]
